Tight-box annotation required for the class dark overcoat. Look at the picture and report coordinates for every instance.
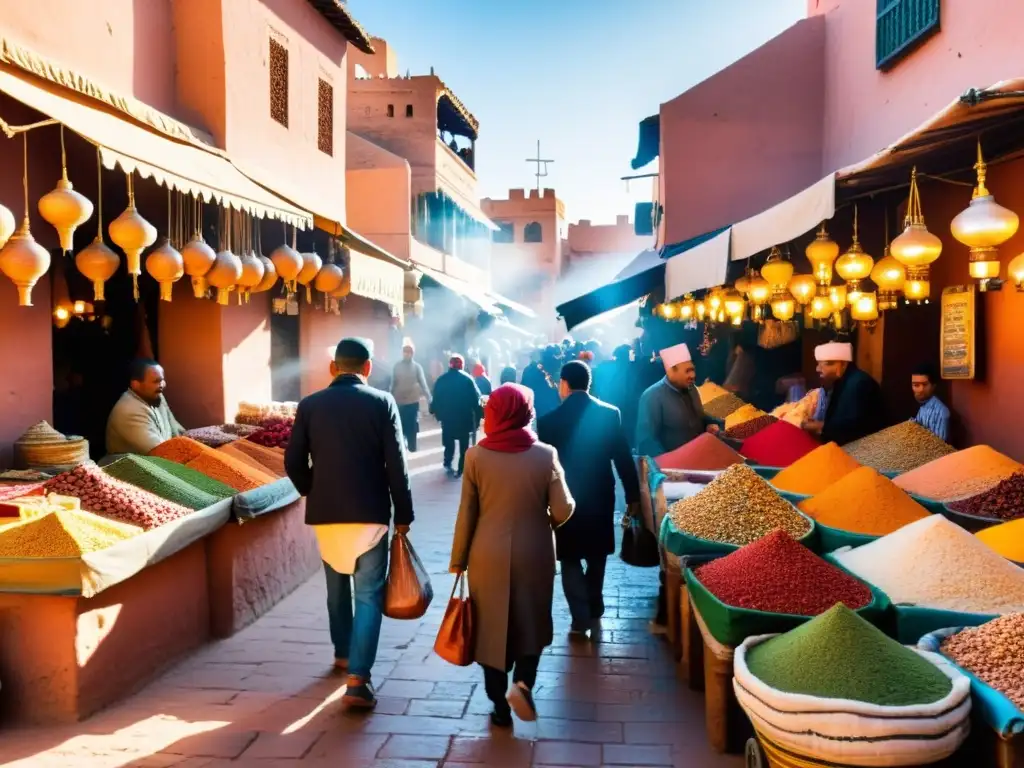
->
[430,369,482,434]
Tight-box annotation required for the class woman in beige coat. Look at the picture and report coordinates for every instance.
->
[449,383,575,727]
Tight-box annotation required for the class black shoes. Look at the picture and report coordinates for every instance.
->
[506,682,538,722]
[490,707,513,728]
[342,679,377,710]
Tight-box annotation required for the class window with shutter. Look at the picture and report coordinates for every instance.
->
[269,38,289,127]
[317,79,333,156]
[876,0,940,70]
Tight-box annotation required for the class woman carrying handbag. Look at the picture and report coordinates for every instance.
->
[447,384,575,728]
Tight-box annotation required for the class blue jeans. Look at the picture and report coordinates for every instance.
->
[323,534,389,680]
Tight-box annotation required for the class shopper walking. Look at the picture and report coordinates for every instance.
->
[449,384,575,727]
[285,337,415,711]
[538,361,640,636]
[391,341,431,452]
[430,354,483,478]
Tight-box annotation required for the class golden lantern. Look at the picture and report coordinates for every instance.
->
[146,238,184,301]
[1007,251,1024,290]
[770,291,796,322]
[735,267,755,296]
[747,274,770,322]
[871,245,906,311]
[0,203,15,249]
[723,289,745,321]
[761,246,794,291]
[788,273,816,307]
[207,250,242,306]
[0,135,50,307]
[806,223,839,286]
[182,236,217,298]
[809,291,833,320]
[658,302,677,320]
[297,251,322,303]
[707,287,725,315]
[891,167,942,299]
[829,283,848,312]
[236,251,265,303]
[679,295,695,320]
[75,149,119,302]
[108,174,156,300]
[252,255,278,293]
[851,291,879,326]
[695,299,706,322]
[951,142,1020,285]
[271,240,302,293]
[904,277,931,304]
[38,127,94,253]
[314,262,345,298]
[836,205,874,300]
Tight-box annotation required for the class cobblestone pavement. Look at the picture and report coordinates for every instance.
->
[0,469,740,767]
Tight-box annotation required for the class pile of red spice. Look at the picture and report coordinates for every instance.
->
[948,472,1024,520]
[247,417,293,449]
[693,530,872,615]
[656,433,744,471]
[740,419,821,467]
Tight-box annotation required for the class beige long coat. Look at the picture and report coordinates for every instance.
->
[449,443,575,670]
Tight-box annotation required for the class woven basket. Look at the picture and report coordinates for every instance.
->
[13,421,89,471]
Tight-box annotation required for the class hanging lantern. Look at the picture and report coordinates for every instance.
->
[314,262,344,299]
[851,291,879,326]
[747,274,771,322]
[75,237,118,301]
[1007,252,1024,291]
[735,267,755,296]
[828,283,848,312]
[788,273,816,308]
[836,205,874,301]
[707,287,725,316]
[108,175,156,300]
[236,251,265,303]
[271,242,302,294]
[297,251,323,303]
[694,298,706,322]
[252,256,278,293]
[809,291,833,320]
[207,250,242,306]
[679,295,695,320]
[891,168,942,302]
[38,128,94,253]
[871,247,905,311]
[806,223,840,286]
[904,277,931,305]
[146,238,184,301]
[951,142,1019,286]
[770,291,796,322]
[331,272,352,301]
[0,135,50,306]
[658,302,677,320]
[182,236,217,298]
[723,289,745,321]
[761,246,794,292]
[0,203,15,249]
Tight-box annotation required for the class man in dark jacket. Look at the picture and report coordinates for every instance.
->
[285,337,414,710]
[538,361,641,637]
[802,341,885,445]
[430,354,482,478]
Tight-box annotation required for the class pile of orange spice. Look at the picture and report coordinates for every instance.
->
[150,437,275,492]
[798,467,931,536]
[218,440,286,478]
[771,442,861,496]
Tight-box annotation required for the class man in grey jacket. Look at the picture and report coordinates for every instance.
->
[105,359,185,456]
[391,341,431,452]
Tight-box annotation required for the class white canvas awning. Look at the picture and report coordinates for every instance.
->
[729,173,835,262]
[665,228,731,299]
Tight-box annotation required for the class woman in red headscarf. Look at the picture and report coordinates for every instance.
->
[448,384,575,728]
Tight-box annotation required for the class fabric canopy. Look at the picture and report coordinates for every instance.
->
[485,290,537,319]
[556,249,663,331]
[631,114,660,170]
[415,261,501,314]
[348,249,405,309]
[0,65,311,228]
[729,173,835,262]
[665,228,731,300]
[313,215,408,268]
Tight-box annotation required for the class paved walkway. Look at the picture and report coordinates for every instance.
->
[0,470,739,767]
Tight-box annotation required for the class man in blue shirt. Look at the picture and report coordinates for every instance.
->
[912,363,950,442]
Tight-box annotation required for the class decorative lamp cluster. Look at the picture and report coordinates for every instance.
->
[950,142,1019,287]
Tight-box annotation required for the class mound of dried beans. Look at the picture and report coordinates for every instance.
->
[44,463,192,530]
[247,417,293,449]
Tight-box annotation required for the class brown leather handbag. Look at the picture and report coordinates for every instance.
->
[434,573,473,666]
[383,532,434,620]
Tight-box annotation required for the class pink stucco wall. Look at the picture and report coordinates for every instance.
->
[658,15,826,246]
[810,0,1024,172]
[298,296,392,395]
[346,131,413,262]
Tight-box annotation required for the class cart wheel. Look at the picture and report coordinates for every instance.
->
[745,737,766,768]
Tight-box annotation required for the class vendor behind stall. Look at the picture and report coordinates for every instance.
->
[105,359,185,456]
[912,362,949,442]
[802,342,884,446]
[636,343,720,456]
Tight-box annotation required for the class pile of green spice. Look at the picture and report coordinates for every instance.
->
[703,392,746,420]
[667,464,811,546]
[746,604,953,706]
[103,455,236,510]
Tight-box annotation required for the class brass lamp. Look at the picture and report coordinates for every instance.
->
[950,142,1019,288]
[770,291,796,321]
[695,298,707,321]
[788,273,816,309]
[806,223,839,286]
[829,283,848,312]
[809,290,833,320]
[891,167,942,302]
[679,295,695,320]
[851,291,879,327]
[761,246,794,291]
[872,247,906,311]
[836,205,874,301]
[1007,252,1024,291]
[747,274,771,322]
[723,289,745,322]
[735,267,755,296]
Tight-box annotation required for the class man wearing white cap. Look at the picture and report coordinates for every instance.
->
[802,341,884,445]
[636,342,719,456]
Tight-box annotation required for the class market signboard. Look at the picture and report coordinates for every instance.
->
[940,285,975,380]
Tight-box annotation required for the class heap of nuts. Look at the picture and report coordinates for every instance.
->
[44,463,192,530]
[724,414,777,441]
[941,613,1024,709]
[247,417,293,449]
[948,473,1024,521]
[667,464,811,546]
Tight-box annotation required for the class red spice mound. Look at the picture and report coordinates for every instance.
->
[248,417,293,449]
[0,482,46,503]
[694,530,872,615]
[948,472,1024,521]
[656,433,743,471]
[150,437,275,492]
[740,420,821,467]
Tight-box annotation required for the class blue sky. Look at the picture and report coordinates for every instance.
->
[346,0,806,225]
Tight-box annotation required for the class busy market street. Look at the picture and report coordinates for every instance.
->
[0,467,735,768]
